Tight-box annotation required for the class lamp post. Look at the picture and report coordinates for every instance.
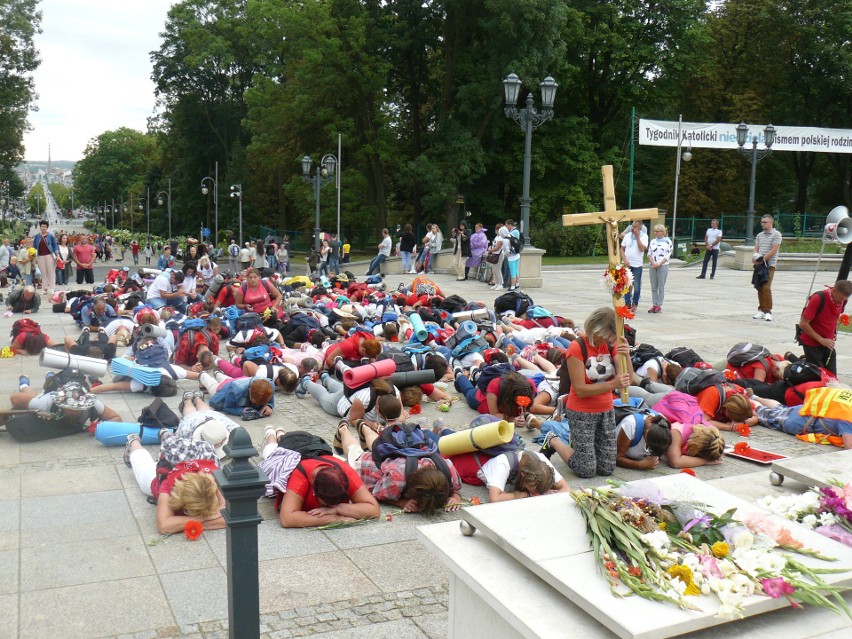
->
[157,179,172,240]
[230,184,243,246]
[70,188,74,218]
[502,73,557,241]
[670,114,692,258]
[736,122,776,241]
[35,192,41,218]
[201,162,218,244]
[138,188,150,243]
[301,154,337,253]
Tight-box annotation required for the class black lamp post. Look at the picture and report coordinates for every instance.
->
[157,179,172,240]
[736,122,776,241]
[301,154,338,253]
[230,184,243,246]
[502,73,557,242]
[201,163,218,244]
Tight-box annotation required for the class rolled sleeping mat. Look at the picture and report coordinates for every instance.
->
[139,323,168,338]
[389,369,436,387]
[343,358,397,388]
[141,268,162,276]
[95,421,163,446]
[408,312,428,342]
[438,420,515,456]
[451,308,489,323]
[39,349,108,378]
[288,296,312,308]
[459,320,477,336]
[110,359,163,386]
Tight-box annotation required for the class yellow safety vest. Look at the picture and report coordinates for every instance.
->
[799,387,852,421]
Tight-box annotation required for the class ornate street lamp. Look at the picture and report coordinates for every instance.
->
[503,73,557,242]
[301,154,338,253]
[230,184,243,246]
[736,122,776,241]
[201,162,219,244]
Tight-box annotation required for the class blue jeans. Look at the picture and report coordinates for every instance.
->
[624,266,643,307]
[55,268,66,286]
[329,255,339,274]
[502,259,510,288]
[400,251,413,272]
[453,374,481,411]
[366,254,386,275]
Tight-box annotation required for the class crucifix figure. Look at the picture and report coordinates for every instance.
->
[562,165,658,401]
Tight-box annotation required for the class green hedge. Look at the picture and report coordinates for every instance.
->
[529,221,608,257]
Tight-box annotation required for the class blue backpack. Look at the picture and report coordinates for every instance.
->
[372,422,451,483]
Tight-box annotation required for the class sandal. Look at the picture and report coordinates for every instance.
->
[178,391,194,413]
[124,434,141,468]
[355,419,374,449]
[333,420,350,455]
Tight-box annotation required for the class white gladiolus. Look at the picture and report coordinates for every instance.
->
[802,514,818,529]
[733,530,754,550]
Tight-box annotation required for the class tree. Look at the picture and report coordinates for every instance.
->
[0,0,41,171]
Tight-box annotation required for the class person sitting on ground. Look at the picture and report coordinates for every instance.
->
[6,285,40,314]
[335,397,463,514]
[146,269,187,312]
[124,422,226,535]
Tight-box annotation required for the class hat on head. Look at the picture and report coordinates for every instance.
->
[50,382,97,410]
[192,419,230,459]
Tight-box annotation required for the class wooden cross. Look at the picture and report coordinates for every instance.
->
[562,165,658,401]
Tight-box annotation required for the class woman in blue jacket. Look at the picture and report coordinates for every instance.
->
[32,220,59,295]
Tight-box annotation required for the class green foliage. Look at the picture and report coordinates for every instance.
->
[530,220,607,257]
[48,183,72,212]
[0,1,41,171]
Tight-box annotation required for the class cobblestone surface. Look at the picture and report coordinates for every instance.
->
[106,586,448,639]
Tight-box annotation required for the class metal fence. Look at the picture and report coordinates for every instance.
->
[252,223,446,254]
[670,213,825,243]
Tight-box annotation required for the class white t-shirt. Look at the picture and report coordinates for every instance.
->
[477,451,563,491]
[146,272,173,301]
[493,236,509,256]
[648,237,673,265]
[636,357,666,378]
[621,231,648,267]
[619,415,647,460]
[338,386,401,421]
[705,228,723,251]
[378,236,392,257]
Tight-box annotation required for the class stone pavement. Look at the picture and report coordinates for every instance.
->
[1,259,849,638]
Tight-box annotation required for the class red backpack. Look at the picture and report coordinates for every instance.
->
[11,318,42,340]
[173,327,219,366]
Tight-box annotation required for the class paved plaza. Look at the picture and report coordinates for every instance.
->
[1,257,850,638]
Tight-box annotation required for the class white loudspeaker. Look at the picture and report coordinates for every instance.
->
[824,206,852,244]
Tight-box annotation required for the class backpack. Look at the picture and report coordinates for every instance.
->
[612,399,663,446]
[71,330,116,361]
[508,232,524,255]
[441,295,467,313]
[174,319,216,367]
[474,362,517,394]
[783,360,824,386]
[377,350,416,373]
[278,431,333,458]
[494,291,533,317]
[243,343,273,363]
[665,346,705,368]
[69,294,93,324]
[727,342,771,368]
[43,367,91,393]
[135,342,171,368]
[653,391,706,428]
[630,344,664,369]
[229,244,240,257]
[11,318,41,340]
[674,368,726,406]
[235,311,263,333]
[371,422,451,482]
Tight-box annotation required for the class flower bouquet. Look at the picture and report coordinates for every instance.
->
[572,481,852,619]
[758,481,852,547]
[603,263,633,297]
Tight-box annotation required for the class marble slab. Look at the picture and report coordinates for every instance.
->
[418,520,852,639]
[770,449,852,489]
[456,474,852,639]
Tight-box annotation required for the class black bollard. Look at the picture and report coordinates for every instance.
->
[213,427,269,639]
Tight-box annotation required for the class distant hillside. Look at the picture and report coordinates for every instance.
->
[18,160,76,171]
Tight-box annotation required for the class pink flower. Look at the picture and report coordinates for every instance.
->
[761,577,795,598]
[699,554,723,579]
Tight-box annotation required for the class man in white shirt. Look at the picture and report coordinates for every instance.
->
[620,220,648,311]
[146,270,187,312]
[366,228,392,275]
[697,219,723,280]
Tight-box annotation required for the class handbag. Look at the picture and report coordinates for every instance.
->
[486,253,500,264]
[55,258,65,270]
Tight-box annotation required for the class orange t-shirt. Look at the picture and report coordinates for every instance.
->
[564,337,616,413]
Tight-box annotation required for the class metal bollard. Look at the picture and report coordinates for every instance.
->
[213,427,269,639]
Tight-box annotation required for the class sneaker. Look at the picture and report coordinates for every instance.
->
[192,390,205,400]
[540,431,557,459]
[295,375,310,399]
[432,418,447,435]
[764,312,773,322]
[18,375,30,391]
[124,434,141,468]
[178,390,194,413]
[696,275,705,279]
[452,366,465,379]
[45,371,56,384]
[752,311,765,320]
[647,306,656,313]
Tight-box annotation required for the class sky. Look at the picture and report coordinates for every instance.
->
[22,0,175,163]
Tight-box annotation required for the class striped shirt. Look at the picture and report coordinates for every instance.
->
[755,228,782,267]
